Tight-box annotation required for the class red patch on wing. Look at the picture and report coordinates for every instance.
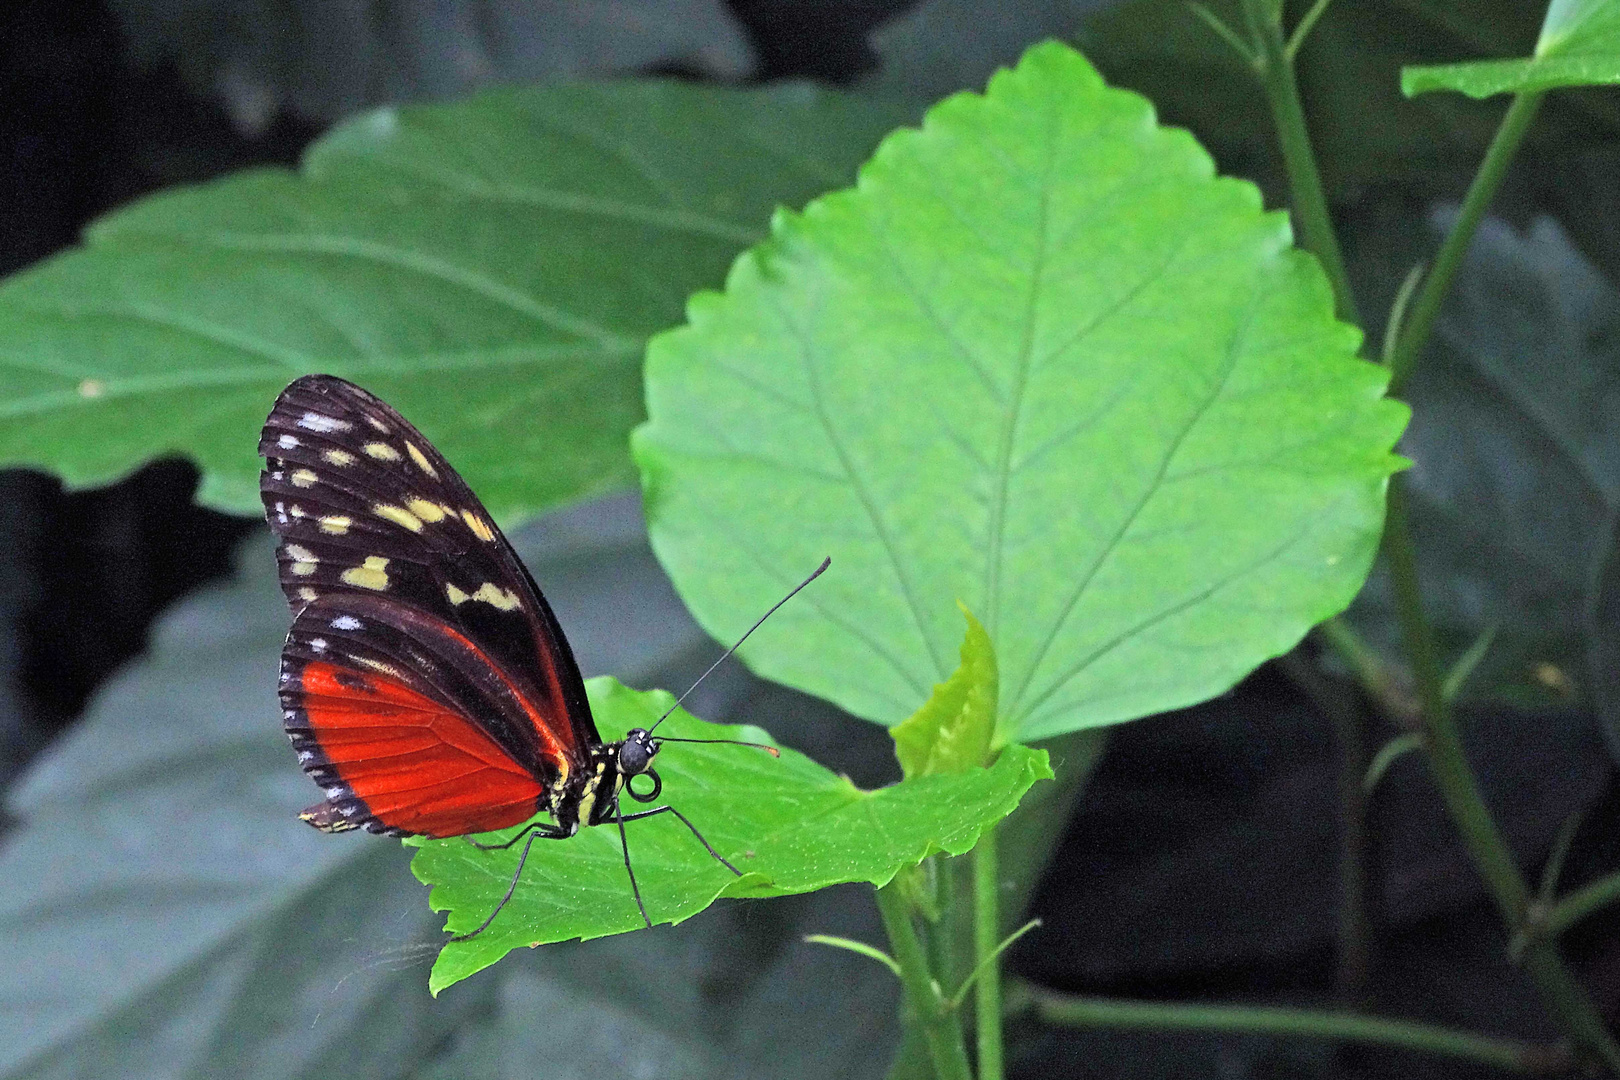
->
[299,660,546,838]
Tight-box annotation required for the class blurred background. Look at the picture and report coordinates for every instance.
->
[2,1,1618,1078]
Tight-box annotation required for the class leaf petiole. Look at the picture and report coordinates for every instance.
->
[803,934,902,977]
[948,918,1042,1011]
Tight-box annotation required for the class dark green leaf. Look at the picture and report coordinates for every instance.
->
[0,537,490,1080]
[0,81,909,519]
[0,499,910,1078]
[635,41,1407,741]
[1349,212,1620,745]
[1071,0,1602,196]
[415,679,1051,992]
[1404,0,1620,98]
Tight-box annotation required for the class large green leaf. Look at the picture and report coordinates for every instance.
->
[1403,0,1620,98]
[0,81,908,518]
[414,679,1051,993]
[634,41,1408,742]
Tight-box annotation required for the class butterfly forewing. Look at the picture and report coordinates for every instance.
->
[261,375,597,838]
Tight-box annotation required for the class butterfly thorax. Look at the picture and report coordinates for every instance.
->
[550,729,661,834]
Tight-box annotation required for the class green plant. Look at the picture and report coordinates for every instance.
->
[3,2,1620,1078]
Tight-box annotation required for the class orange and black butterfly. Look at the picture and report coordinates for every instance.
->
[259,375,803,938]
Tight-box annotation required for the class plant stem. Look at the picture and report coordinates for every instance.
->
[1242,0,1359,326]
[876,882,974,1080]
[1028,989,1565,1074]
[973,827,1004,1080]
[1387,91,1543,397]
[1540,870,1620,940]
[1278,652,1373,1006]
[1384,478,1620,1071]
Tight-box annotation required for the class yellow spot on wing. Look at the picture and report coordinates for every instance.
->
[319,515,352,535]
[297,587,318,601]
[365,415,390,432]
[445,583,470,605]
[285,544,315,562]
[363,442,402,462]
[290,469,318,488]
[406,442,439,478]
[354,655,405,679]
[469,582,521,611]
[374,504,424,532]
[323,449,357,467]
[340,555,390,591]
[407,498,447,523]
[461,510,495,542]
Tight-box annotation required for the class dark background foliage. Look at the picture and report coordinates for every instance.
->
[1,1,1617,1078]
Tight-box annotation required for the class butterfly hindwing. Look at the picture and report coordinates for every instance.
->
[281,595,557,837]
[260,375,598,837]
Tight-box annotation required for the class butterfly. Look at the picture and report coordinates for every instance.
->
[259,375,814,939]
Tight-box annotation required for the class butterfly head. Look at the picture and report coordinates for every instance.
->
[618,728,661,777]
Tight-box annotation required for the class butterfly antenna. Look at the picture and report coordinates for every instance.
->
[654,735,780,757]
[648,557,830,735]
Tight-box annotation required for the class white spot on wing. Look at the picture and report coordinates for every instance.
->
[298,412,351,434]
[331,615,363,631]
[309,638,329,651]
[277,434,300,449]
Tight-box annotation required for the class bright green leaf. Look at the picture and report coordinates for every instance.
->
[635,40,1408,741]
[0,81,909,519]
[890,603,998,776]
[415,678,1051,993]
[1402,0,1620,98]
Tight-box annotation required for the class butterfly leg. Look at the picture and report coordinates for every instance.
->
[449,822,570,942]
[463,819,558,851]
[614,807,653,930]
[617,803,744,876]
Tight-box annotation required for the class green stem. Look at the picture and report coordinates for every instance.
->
[876,882,974,1080]
[1387,91,1543,397]
[1540,870,1620,940]
[1028,989,1565,1074]
[1277,652,1372,1006]
[1317,616,1417,722]
[1384,478,1620,1071]
[974,827,1004,1080]
[1242,0,1359,326]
